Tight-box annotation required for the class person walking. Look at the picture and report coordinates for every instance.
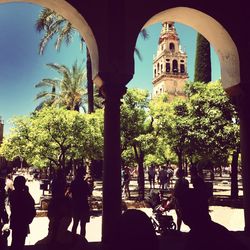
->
[158,166,168,190]
[68,168,91,238]
[148,164,156,189]
[173,169,189,231]
[122,166,131,199]
[9,176,36,250]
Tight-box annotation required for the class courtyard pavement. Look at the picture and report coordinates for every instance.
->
[5,176,246,246]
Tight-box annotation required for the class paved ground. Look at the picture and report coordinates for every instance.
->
[6,205,244,245]
[4,176,246,246]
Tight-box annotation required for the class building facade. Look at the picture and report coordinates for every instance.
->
[152,21,188,99]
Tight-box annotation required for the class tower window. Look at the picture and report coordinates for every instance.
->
[169,43,175,52]
[161,64,163,72]
[180,64,185,73]
[166,59,170,62]
[166,63,170,72]
[154,69,156,77]
[180,60,184,63]
[172,60,178,73]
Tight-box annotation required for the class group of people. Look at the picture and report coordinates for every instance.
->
[0,175,36,250]
[0,167,92,250]
[121,193,248,250]
[37,167,92,249]
[148,164,174,190]
[150,166,209,231]
[146,166,249,250]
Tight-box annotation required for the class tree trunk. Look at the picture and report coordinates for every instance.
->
[87,48,94,113]
[231,150,239,199]
[137,156,145,200]
[133,145,145,200]
[177,151,183,170]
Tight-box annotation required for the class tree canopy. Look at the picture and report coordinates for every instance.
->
[0,107,104,170]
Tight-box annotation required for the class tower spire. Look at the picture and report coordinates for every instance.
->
[152,21,188,99]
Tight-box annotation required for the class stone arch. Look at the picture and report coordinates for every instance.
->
[0,0,99,80]
[143,7,240,90]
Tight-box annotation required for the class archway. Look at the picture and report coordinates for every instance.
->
[143,7,240,91]
[0,0,99,79]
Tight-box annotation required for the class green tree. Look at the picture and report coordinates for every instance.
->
[0,107,104,172]
[121,88,155,200]
[194,33,211,83]
[150,93,191,170]
[186,81,240,189]
[35,61,87,111]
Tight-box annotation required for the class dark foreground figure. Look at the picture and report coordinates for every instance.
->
[9,176,36,250]
[176,188,249,250]
[116,209,159,250]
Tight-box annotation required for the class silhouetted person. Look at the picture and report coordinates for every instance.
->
[9,176,36,250]
[36,195,87,250]
[0,177,9,250]
[176,188,248,250]
[148,164,156,189]
[122,166,131,199]
[50,169,67,199]
[47,193,71,246]
[0,177,7,223]
[158,166,168,190]
[68,168,90,237]
[190,165,209,199]
[47,169,70,246]
[173,169,189,231]
[5,174,13,205]
[117,209,158,250]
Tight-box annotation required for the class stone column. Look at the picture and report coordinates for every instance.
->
[239,95,250,234]
[231,87,250,234]
[101,83,127,250]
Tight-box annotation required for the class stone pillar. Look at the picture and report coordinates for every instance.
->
[101,83,127,250]
[231,87,250,234]
[239,95,250,234]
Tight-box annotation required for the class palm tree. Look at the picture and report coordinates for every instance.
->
[36,8,93,113]
[35,61,87,111]
[35,8,148,113]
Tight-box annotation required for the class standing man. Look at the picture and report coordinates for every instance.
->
[158,166,168,190]
[148,165,156,189]
[9,176,36,250]
[5,175,14,205]
[68,168,90,238]
[122,166,131,199]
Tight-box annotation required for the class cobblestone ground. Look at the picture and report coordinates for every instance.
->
[6,176,245,245]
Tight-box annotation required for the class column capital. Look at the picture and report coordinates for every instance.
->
[226,83,246,114]
[99,82,127,102]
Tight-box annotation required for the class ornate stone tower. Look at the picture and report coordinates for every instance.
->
[152,21,188,99]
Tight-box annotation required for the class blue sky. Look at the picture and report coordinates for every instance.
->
[0,3,220,135]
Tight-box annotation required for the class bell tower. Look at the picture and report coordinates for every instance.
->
[152,21,188,99]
